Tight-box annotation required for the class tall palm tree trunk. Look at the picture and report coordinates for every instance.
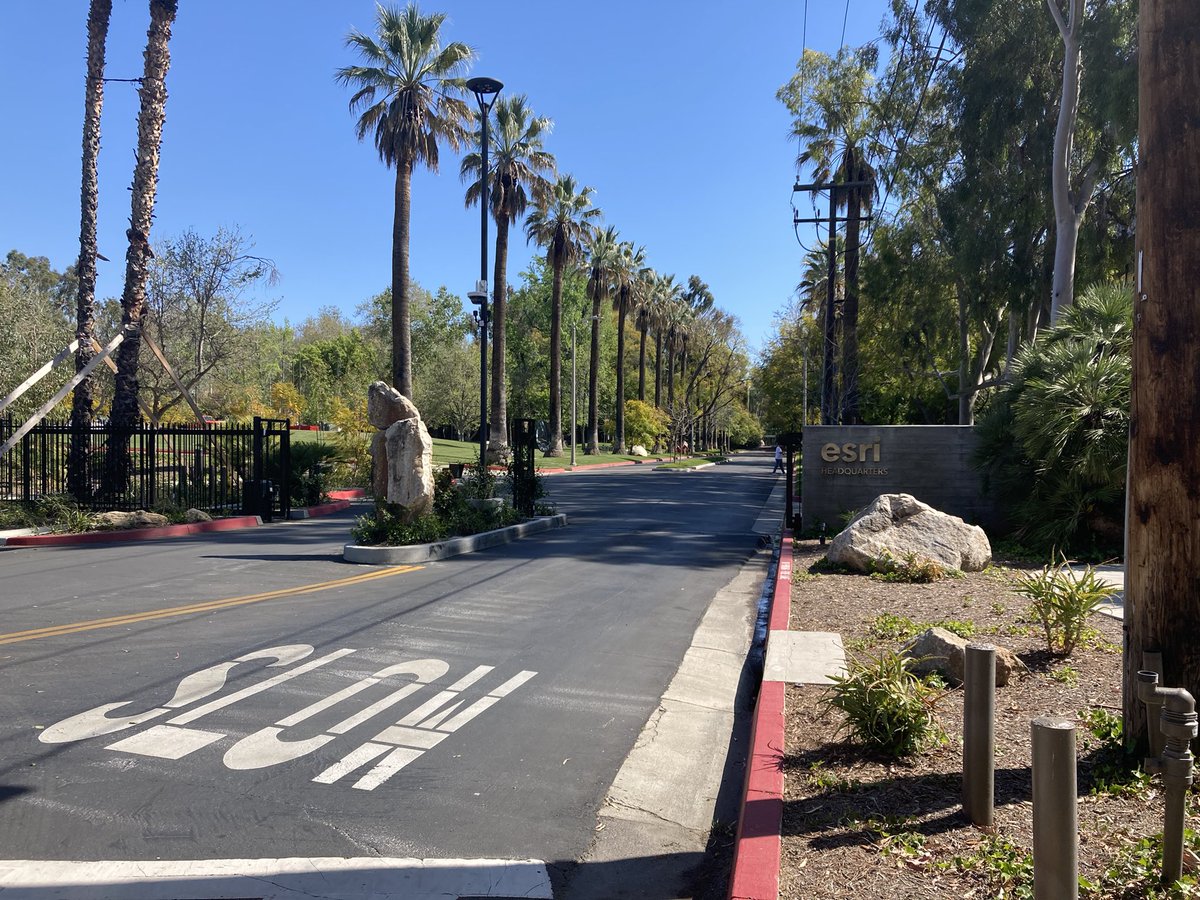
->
[393,156,415,397]
[613,300,627,453]
[69,0,112,501]
[841,180,862,425]
[654,331,664,409]
[637,324,647,402]
[586,297,601,455]
[546,255,564,456]
[666,333,676,413]
[106,0,176,497]
[489,214,511,453]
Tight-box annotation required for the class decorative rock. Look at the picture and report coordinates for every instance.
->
[384,416,434,520]
[827,493,992,573]
[902,627,1027,686]
[93,511,135,529]
[185,508,212,523]
[630,445,649,457]
[132,511,170,528]
[367,380,420,429]
[370,430,389,498]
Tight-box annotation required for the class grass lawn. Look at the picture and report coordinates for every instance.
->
[431,437,669,469]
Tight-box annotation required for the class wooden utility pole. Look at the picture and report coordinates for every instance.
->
[794,180,872,425]
[1123,0,1200,747]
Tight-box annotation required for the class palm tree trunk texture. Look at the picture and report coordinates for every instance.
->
[637,324,647,402]
[841,182,862,425]
[69,0,112,501]
[392,156,415,398]
[489,214,510,453]
[666,333,676,414]
[1123,0,1200,749]
[106,0,176,497]
[546,255,564,456]
[613,298,627,453]
[586,296,601,456]
[654,331,664,409]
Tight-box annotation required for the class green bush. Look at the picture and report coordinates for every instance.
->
[869,550,953,583]
[822,650,946,757]
[1012,557,1119,655]
[975,281,1130,554]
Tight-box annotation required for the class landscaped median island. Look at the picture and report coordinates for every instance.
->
[779,539,1187,900]
[343,464,565,564]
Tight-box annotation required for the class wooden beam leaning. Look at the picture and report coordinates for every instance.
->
[140,331,207,425]
[0,340,81,415]
[88,337,154,419]
[0,330,128,458]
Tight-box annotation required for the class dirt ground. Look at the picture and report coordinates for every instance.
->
[779,538,1193,899]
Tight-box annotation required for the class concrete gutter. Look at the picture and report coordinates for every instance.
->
[343,514,567,565]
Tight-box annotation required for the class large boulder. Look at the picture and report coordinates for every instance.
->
[370,430,389,498]
[630,445,649,457]
[367,381,420,429]
[384,416,434,519]
[184,508,212,523]
[902,628,1027,687]
[827,493,991,573]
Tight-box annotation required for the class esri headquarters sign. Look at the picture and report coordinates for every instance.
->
[801,425,996,532]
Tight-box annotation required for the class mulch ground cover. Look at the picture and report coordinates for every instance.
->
[780,538,1196,899]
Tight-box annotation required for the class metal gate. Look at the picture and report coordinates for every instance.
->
[248,417,291,521]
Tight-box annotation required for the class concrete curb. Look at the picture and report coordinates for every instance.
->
[653,462,717,473]
[727,529,792,900]
[288,499,352,520]
[4,515,264,547]
[328,489,368,500]
[538,457,673,475]
[343,513,568,565]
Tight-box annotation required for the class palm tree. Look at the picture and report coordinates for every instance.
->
[68,0,112,501]
[679,275,713,414]
[609,241,647,453]
[635,269,657,403]
[106,0,178,496]
[462,94,554,454]
[336,3,474,399]
[584,226,620,455]
[525,174,600,456]
[650,273,681,410]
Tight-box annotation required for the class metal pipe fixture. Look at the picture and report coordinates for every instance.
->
[1032,716,1078,900]
[1137,670,1197,884]
[963,644,996,826]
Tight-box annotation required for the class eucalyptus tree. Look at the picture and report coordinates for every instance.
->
[524,174,598,456]
[462,94,554,453]
[105,0,178,496]
[68,0,113,499]
[680,275,714,413]
[609,241,647,453]
[779,47,880,425]
[584,226,620,455]
[336,3,474,398]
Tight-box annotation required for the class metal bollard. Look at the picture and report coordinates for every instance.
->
[963,644,996,826]
[1032,717,1078,900]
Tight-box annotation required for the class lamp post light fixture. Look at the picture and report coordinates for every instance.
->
[465,76,503,471]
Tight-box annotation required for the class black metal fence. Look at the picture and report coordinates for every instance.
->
[0,416,290,520]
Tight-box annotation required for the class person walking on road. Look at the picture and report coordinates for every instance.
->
[772,444,784,474]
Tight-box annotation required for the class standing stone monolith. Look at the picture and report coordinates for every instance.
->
[367,381,433,521]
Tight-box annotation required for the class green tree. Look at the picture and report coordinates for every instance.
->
[525,175,599,455]
[461,94,554,454]
[336,3,474,398]
[0,252,74,420]
[584,226,621,455]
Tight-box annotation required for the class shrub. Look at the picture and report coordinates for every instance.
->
[822,650,946,757]
[623,399,670,450]
[869,549,952,583]
[1012,557,1119,655]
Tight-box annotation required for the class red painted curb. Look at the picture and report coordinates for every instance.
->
[327,489,367,500]
[728,530,792,900]
[5,515,263,547]
[302,500,351,517]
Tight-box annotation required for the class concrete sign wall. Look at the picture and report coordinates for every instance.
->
[801,425,996,532]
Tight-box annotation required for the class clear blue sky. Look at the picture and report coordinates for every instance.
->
[1,1,890,359]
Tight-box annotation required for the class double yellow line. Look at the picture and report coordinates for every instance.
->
[0,565,422,646]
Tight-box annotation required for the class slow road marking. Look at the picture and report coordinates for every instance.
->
[0,857,554,899]
[0,565,422,645]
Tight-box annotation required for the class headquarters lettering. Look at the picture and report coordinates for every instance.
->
[819,442,886,476]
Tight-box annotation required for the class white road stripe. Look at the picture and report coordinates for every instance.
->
[0,857,554,899]
[107,724,224,759]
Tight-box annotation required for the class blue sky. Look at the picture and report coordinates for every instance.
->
[1,1,891,359]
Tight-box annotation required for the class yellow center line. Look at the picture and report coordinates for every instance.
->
[0,565,423,646]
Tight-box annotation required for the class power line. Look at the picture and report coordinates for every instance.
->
[840,0,851,47]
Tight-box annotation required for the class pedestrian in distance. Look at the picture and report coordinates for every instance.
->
[772,444,784,474]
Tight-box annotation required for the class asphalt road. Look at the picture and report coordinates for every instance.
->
[0,453,778,897]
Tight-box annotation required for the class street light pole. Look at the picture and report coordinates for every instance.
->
[570,319,578,468]
[466,77,503,472]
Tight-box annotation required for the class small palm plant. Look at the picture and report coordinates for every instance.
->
[1012,556,1120,655]
[822,650,946,757]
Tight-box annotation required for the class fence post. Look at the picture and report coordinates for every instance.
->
[963,643,996,826]
[147,421,157,509]
[251,416,264,518]
[1031,716,1078,900]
